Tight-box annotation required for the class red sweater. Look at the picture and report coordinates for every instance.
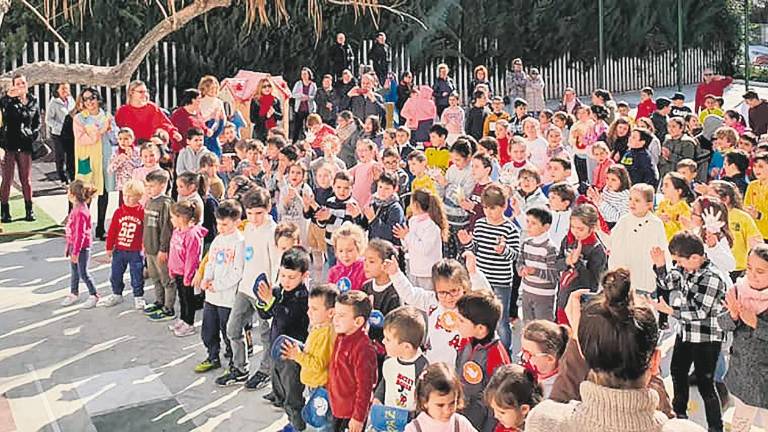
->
[311,124,337,149]
[636,99,656,120]
[592,158,612,190]
[695,77,733,112]
[328,327,378,422]
[106,204,145,252]
[115,103,178,143]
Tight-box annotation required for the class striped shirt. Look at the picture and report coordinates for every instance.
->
[598,188,630,223]
[465,218,521,286]
[516,232,560,297]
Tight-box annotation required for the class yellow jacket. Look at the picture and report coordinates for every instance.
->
[295,323,336,388]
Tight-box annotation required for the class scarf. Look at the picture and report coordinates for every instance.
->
[734,277,768,315]
[511,159,527,168]
[258,95,277,130]
[566,230,599,247]
[336,121,356,143]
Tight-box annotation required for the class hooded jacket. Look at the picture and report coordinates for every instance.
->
[168,225,208,286]
[401,86,437,129]
[328,326,378,422]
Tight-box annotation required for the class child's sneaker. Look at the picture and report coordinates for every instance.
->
[147,308,175,322]
[82,295,99,309]
[244,370,270,391]
[168,320,183,331]
[173,322,195,337]
[61,293,79,306]
[194,358,221,373]
[134,296,146,310]
[215,367,248,386]
[98,294,123,307]
[143,302,163,315]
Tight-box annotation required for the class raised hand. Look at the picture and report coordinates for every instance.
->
[392,223,409,240]
[650,246,666,267]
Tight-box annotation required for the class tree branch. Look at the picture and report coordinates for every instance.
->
[326,0,426,29]
[18,0,68,46]
[0,0,233,89]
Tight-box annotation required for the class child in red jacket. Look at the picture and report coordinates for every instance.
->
[100,180,146,309]
[455,291,511,432]
[328,290,378,432]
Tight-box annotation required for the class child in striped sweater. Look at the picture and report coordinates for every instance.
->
[517,207,559,323]
[587,164,631,228]
[458,184,521,349]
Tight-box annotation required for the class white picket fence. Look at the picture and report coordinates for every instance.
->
[0,41,179,114]
[2,39,728,114]
[357,40,728,102]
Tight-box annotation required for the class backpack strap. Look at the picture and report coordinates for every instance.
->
[413,419,423,432]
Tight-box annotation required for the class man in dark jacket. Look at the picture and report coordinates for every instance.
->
[349,73,385,122]
[465,90,489,140]
[1,73,41,223]
[330,33,355,82]
[651,97,672,143]
[432,64,455,117]
[368,32,391,87]
[744,90,768,136]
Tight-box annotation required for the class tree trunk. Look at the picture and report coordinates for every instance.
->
[0,0,232,89]
[0,0,11,30]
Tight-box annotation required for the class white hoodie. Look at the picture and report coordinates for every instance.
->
[237,219,281,301]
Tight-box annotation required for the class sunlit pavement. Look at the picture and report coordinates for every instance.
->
[0,237,287,432]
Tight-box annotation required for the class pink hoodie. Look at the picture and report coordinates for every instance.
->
[328,258,366,292]
[168,225,208,286]
[65,203,92,257]
[401,85,437,129]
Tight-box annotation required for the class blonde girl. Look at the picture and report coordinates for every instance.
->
[327,221,367,292]
[393,189,449,290]
[405,363,477,432]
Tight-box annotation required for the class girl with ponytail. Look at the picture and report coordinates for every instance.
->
[520,320,569,398]
[176,172,206,226]
[485,364,543,432]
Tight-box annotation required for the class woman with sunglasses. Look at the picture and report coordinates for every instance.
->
[73,87,118,239]
[115,80,180,144]
[249,77,282,141]
[0,73,41,223]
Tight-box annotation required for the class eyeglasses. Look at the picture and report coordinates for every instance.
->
[520,348,548,362]
[435,288,462,298]
[132,89,148,94]
[263,85,272,89]
[82,95,97,102]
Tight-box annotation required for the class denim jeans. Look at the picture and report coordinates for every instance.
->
[227,291,272,374]
[70,248,97,296]
[491,284,512,349]
[110,249,144,297]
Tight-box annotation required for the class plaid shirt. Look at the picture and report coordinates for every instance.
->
[655,260,726,343]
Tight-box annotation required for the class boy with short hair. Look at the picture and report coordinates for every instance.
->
[176,127,214,175]
[199,200,245,377]
[651,231,727,432]
[220,122,239,154]
[745,152,768,241]
[143,169,176,321]
[309,171,364,266]
[508,98,530,136]
[547,182,576,247]
[101,180,146,309]
[396,126,421,162]
[459,184,520,349]
[363,172,405,245]
[465,90,489,140]
[517,207,559,322]
[425,123,451,172]
[455,291,511,432]
[710,126,739,180]
[699,94,724,123]
[379,147,410,197]
[373,306,428,411]
[670,92,692,118]
[211,188,279,387]
[282,283,338,403]
[407,150,437,196]
[328,290,378,432]
[509,166,548,234]
[676,158,698,185]
[542,157,573,195]
[483,96,511,138]
[254,246,312,432]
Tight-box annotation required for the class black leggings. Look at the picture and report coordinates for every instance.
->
[670,337,723,431]
[175,276,196,326]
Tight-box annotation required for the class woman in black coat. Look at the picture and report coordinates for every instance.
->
[249,78,283,141]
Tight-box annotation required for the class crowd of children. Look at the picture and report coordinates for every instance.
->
[56,68,768,432]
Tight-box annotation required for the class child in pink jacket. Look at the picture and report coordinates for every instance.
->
[327,222,367,292]
[401,86,437,130]
[167,201,208,337]
[61,180,100,308]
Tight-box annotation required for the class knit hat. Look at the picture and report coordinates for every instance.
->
[671,92,686,101]
[369,405,410,432]
[271,335,304,360]
[302,388,332,428]
[655,97,672,109]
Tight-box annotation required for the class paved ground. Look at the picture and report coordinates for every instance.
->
[2,82,768,431]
